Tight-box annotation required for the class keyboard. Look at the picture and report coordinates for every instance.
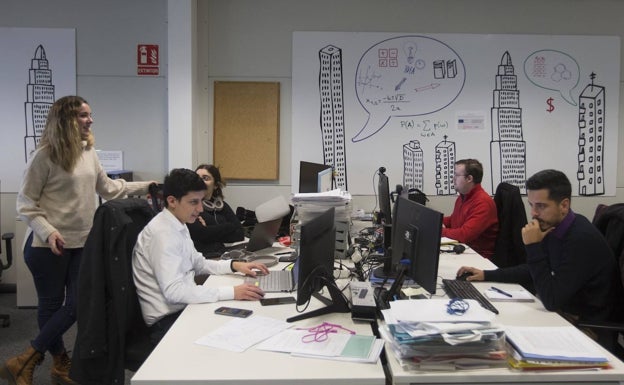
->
[442,279,499,314]
[246,271,293,292]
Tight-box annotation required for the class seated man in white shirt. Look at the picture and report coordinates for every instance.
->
[133,168,268,345]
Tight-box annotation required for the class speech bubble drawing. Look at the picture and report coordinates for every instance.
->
[353,35,466,142]
[523,49,580,106]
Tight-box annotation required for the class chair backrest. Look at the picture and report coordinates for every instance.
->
[593,203,624,290]
[71,198,155,383]
[492,182,528,268]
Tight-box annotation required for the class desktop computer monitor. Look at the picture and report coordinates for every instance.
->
[317,167,333,192]
[299,161,332,193]
[390,195,443,295]
[377,168,392,224]
[287,207,350,322]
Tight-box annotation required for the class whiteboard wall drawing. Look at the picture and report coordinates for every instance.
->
[0,28,76,192]
[24,45,56,161]
[490,51,527,194]
[319,45,348,191]
[292,32,620,197]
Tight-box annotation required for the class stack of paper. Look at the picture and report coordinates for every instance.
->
[379,299,507,370]
[505,326,611,371]
[291,189,351,203]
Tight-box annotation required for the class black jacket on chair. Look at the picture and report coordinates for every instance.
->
[70,198,155,384]
[492,182,527,268]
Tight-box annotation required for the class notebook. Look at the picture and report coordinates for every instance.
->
[245,260,299,293]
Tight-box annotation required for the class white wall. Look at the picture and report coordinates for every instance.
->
[2,0,624,284]
[0,0,168,283]
[195,0,624,218]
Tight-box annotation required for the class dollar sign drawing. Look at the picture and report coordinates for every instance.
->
[546,97,555,113]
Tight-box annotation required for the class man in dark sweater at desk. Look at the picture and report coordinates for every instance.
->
[457,170,618,332]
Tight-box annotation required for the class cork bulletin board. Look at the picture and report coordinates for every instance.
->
[213,81,280,180]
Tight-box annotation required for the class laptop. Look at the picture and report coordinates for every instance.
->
[225,218,291,255]
[245,257,299,292]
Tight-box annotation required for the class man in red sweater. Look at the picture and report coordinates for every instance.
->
[442,159,498,259]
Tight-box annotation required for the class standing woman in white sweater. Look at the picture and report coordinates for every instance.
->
[0,96,153,385]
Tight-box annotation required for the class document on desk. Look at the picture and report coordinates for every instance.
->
[387,299,496,323]
[504,326,608,362]
[484,287,534,302]
[255,330,383,363]
[195,316,292,352]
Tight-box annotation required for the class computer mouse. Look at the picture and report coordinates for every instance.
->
[456,271,472,281]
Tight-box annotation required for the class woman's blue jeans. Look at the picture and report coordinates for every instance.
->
[23,232,81,355]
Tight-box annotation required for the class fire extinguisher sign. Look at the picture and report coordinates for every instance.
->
[137,44,159,75]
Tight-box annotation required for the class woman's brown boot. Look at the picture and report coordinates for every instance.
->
[0,346,44,385]
[51,350,78,385]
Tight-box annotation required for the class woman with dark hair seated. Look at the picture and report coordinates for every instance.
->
[188,164,244,258]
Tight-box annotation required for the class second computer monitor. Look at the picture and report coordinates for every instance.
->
[299,161,332,193]
[391,195,443,295]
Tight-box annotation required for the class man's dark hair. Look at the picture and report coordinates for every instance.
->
[526,169,571,203]
[456,159,484,184]
[163,168,206,207]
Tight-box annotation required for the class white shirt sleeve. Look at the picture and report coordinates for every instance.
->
[133,210,235,325]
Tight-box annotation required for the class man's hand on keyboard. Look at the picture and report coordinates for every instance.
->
[232,261,270,277]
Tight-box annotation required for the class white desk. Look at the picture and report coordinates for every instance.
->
[131,264,386,385]
[386,250,624,385]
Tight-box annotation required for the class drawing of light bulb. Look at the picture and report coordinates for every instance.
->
[403,41,417,65]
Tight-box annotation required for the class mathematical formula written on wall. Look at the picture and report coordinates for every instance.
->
[292,32,620,196]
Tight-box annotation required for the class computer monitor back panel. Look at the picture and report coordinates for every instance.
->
[296,207,335,306]
[299,161,332,193]
[391,196,443,295]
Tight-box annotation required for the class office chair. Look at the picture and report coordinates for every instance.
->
[576,203,624,359]
[70,198,155,384]
[0,232,15,328]
[492,182,527,268]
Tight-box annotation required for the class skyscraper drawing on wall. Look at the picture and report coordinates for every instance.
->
[319,45,347,190]
[490,51,526,193]
[402,140,424,191]
[577,73,605,196]
[24,45,55,161]
[435,137,456,195]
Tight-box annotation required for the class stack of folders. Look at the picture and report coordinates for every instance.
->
[378,299,507,370]
[505,326,611,371]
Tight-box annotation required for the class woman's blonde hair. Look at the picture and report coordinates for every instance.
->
[38,95,95,172]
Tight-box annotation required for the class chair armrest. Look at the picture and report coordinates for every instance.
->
[1,233,14,270]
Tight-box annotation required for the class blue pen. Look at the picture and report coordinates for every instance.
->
[490,286,512,297]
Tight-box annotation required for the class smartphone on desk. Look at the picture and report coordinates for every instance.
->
[260,296,296,306]
[214,306,253,318]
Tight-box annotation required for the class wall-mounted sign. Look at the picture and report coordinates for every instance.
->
[137,44,159,75]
